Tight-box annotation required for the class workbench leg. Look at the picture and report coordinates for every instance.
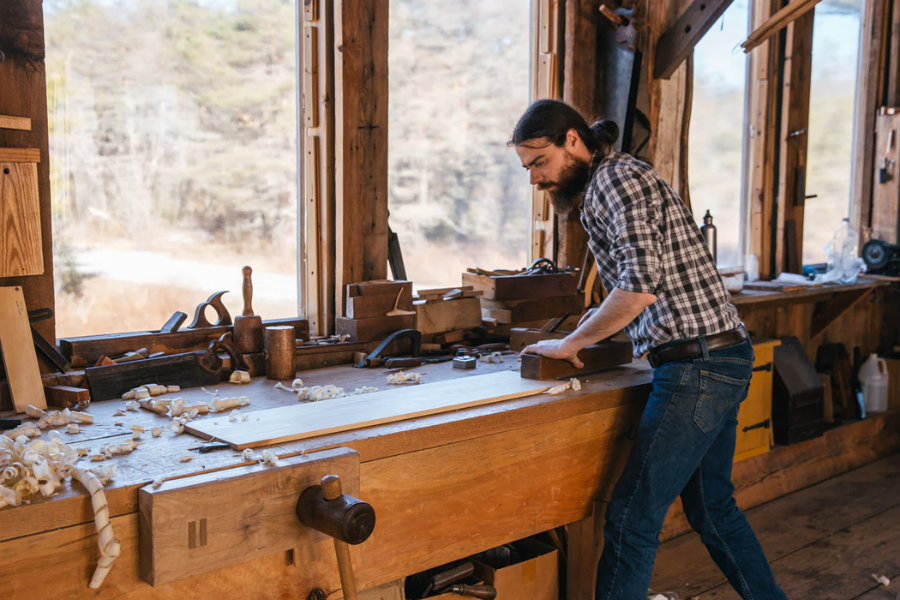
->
[566,501,606,600]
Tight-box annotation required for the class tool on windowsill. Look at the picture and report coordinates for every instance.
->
[186,291,232,329]
[85,332,248,400]
[233,266,264,354]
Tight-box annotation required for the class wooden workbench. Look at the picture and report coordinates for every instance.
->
[0,358,654,599]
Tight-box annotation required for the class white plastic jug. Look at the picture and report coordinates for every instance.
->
[859,354,889,414]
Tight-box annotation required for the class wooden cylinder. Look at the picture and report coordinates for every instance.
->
[333,538,360,600]
[264,325,295,380]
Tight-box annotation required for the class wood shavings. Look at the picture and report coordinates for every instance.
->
[89,454,107,462]
[77,448,90,457]
[229,410,242,422]
[170,398,210,417]
[123,383,177,400]
[131,425,145,441]
[241,449,257,461]
[351,386,380,395]
[66,424,80,434]
[387,371,422,385]
[547,377,583,396]
[152,479,163,489]
[200,387,218,396]
[167,386,180,393]
[72,465,121,588]
[150,427,162,438]
[292,378,305,390]
[139,398,171,415]
[872,574,891,586]
[296,385,345,401]
[210,396,250,412]
[114,409,126,417]
[125,401,139,411]
[273,382,292,392]
[25,405,45,418]
[178,455,193,463]
[229,370,251,384]
[102,441,140,456]
[68,410,94,424]
[260,450,278,465]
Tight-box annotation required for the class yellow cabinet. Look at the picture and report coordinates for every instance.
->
[734,339,780,462]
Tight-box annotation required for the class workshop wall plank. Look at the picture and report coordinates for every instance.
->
[0,0,56,342]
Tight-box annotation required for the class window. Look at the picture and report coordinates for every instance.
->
[802,0,862,265]
[388,0,532,289]
[687,0,750,268]
[45,0,298,337]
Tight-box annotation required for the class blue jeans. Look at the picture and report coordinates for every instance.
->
[595,339,786,600]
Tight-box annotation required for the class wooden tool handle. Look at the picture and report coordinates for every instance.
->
[333,538,359,600]
[241,266,254,317]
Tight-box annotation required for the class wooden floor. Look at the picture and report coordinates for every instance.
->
[651,452,900,600]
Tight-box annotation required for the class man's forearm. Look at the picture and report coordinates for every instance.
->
[564,288,656,351]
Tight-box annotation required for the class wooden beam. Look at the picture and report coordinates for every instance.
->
[888,0,900,106]
[334,0,389,323]
[746,0,779,280]
[809,288,874,339]
[774,8,814,275]
[853,0,890,234]
[0,1,56,344]
[653,0,736,80]
[0,115,31,131]
[740,0,823,52]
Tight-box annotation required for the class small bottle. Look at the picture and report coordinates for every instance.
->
[700,210,717,263]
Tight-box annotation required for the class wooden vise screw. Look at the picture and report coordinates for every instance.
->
[296,475,376,600]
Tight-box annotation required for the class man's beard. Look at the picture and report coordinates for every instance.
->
[539,152,591,213]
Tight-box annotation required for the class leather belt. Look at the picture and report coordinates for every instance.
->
[647,326,749,368]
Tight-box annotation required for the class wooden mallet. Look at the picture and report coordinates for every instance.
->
[233,266,264,354]
[297,474,376,600]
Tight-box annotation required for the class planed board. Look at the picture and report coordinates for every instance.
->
[186,371,552,450]
[139,447,359,586]
[0,286,47,412]
[0,161,43,277]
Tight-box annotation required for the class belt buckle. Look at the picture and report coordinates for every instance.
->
[648,353,661,368]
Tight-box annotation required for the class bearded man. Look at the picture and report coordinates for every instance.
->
[513,99,786,600]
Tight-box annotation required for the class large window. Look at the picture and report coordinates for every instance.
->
[388,0,532,289]
[45,0,298,337]
[802,0,862,265]
[688,0,750,268]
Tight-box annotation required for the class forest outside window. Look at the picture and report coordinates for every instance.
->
[45,0,299,337]
[687,0,750,269]
[802,0,862,266]
[387,0,533,289]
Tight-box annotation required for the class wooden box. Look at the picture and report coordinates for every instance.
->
[463,271,578,301]
[773,337,825,445]
[734,339,779,462]
[471,538,558,600]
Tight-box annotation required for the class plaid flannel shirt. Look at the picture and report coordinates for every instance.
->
[580,151,741,356]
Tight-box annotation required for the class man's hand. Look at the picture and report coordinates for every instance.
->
[521,339,584,368]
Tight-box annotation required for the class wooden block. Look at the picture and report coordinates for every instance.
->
[482,308,511,324]
[462,271,579,301]
[346,281,412,318]
[416,297,482,335]
[0,162,43,277]
[0,286,47,412]
[186,371,551,449]
[59,318,309,369]
[85,354,222,401]
[480,294,585,324]
[433,329,466,345]
[520,340,633,380]
[139,448,360,586]
[510,328,569,352]
[294,341,368,370]
[0,115,31,131]
[0,148,40,163]
[44,385,90,409]
[335,314,416,342]
[416,285,475,297]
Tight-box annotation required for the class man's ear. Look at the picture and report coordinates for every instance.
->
[566,129,580,149]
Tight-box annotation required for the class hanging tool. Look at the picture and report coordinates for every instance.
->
[233,266,264,353]
[296,475,376,600]
[186,291,232,329]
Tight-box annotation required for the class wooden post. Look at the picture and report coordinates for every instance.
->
[334,0,389,322]
[774,7,814,276]
[0,1,55,343]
